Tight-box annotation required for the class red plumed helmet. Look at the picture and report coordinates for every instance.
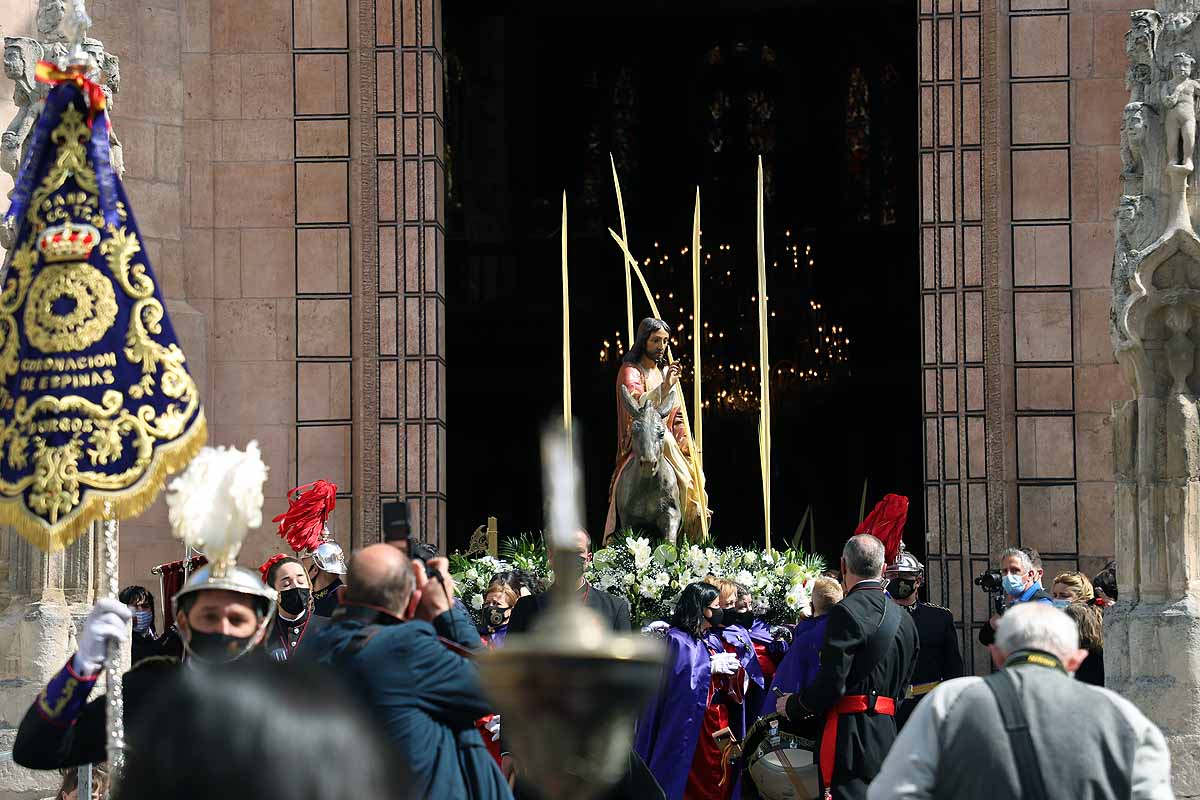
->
[855,494,909,566]
[272,480,338,554]
[259,553,289,584]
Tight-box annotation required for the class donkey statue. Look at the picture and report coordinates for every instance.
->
[615,384,683,544]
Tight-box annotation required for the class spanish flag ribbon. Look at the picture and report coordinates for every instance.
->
[34,61,108,129]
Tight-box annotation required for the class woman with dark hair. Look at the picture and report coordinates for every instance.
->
[634,581,761,800]
[259,554,329,661]
[118,585,159,666]
[117,659,406,800]
[119,585,183,664]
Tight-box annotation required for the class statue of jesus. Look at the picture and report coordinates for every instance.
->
[604,317,709,544]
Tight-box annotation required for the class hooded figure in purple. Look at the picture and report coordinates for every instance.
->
[635,582,764,800]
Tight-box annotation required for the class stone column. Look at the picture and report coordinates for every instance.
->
[1110,4,1200,796]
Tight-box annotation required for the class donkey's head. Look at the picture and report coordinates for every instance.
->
[621,384,676,471]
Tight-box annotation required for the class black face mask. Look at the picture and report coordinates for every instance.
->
[890,580,918,600]
[706,607,725,628]
[186,630,256,664]
[484,604,510,631]
[726,610,754,629]
[279,587,311,616]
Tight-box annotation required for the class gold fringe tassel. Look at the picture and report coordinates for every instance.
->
[0,412,208,552]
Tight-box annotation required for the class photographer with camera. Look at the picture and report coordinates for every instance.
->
[302,543,511,800]
[977,547,1053,648]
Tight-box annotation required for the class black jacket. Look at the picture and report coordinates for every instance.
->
[787,580,919,800]
[506,584,631,634]
[896,601,963,729]
[14,656,177,769]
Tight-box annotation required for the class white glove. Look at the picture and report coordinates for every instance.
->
[642,620,670,635]
[710,652,741,676]
[485,715,501,742]
[73,598,131,677]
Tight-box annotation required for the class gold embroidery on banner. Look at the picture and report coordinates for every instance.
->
[0,101,206,550]
[24,262,119,353]
[27,107,97,232]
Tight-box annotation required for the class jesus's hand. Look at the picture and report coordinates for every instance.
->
[664,363,682,388]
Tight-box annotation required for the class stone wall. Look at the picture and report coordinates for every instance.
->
[918,0,1132,675]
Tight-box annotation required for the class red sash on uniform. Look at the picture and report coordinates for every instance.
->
[818,694,896,796]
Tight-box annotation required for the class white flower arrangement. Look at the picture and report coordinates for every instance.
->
[449,532,826,628]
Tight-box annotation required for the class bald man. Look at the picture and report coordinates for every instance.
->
[302,545,512,800]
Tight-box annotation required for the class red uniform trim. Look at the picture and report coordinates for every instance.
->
[818,694,896,793]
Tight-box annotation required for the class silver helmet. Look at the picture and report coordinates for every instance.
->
[884,543,924,580]
[173,563,278,662]
[311,537,347,575]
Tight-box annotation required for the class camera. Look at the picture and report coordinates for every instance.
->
[974,569,1003,594]
[381,500,411,549]
[974,569,1006,616]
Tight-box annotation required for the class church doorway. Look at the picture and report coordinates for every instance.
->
[443,0,921,563]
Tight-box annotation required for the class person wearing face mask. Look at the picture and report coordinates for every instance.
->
[13,442,278,771]
[726,583,790,688]
[481,580,520,648]
[635,581,761,800]
[867,603,1171,800]
[119,584,184,665]
[272,478,349,617]
[883,546,962,731]
[1050,570,1094,608]
[259,554,330,661]
[978,547,1053,648]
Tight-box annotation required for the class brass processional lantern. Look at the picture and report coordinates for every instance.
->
[479,425,665,799]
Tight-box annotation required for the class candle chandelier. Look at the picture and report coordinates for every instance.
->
[597,229,851,414]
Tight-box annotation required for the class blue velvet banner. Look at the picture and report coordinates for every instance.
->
[0,81,206,550]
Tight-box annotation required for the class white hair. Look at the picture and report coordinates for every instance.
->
[995,602,1080,662]
[843,534,884,579]
[1000,547,1032,573]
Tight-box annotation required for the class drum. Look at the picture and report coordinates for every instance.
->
[743,713,820,800]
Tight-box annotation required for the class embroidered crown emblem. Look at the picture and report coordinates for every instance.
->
[36,222,101,263]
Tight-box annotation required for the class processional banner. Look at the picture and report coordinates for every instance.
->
[0,73,205,550]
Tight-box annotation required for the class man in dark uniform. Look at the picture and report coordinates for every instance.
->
[506,530,631,634]
[883,546,962,729]
[13,442,278,770]
[13,563,277,769]
[776,534,919,800]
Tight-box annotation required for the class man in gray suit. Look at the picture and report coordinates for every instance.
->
[867,602,1172,800]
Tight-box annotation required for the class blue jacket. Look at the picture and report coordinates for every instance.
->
[303,603,512,800]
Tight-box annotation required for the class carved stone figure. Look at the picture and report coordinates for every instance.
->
[2,37,42,182]
[1163,52,1200,170]
[1122,102,1151,175]
[1162,11,1195,44]
[1127,10,1163,101]
[0,0,124,212]
[36,0,67,42]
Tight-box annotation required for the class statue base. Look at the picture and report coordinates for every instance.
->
[1107,595,1200,797]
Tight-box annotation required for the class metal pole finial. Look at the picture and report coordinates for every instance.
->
[63,0,95,70]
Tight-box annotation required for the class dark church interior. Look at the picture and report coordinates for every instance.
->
[443,0,921,565]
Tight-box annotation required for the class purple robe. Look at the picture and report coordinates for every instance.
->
[635,625,765,799]
[486,624,508,648]
[757,615,829,720]
[634,628,712,799]
[747,617,775,645]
